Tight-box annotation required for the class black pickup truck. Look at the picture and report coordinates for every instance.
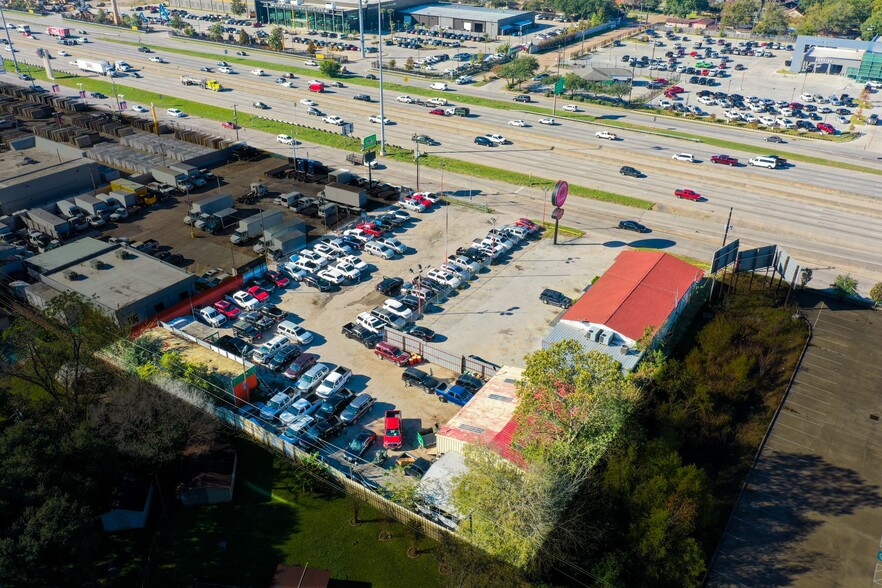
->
[341,322,381,349]
[401,367,440,394]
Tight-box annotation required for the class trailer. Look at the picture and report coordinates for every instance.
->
[253,220,306,255]
[273,191,304,209]
[230,209,283,245]
[74,195,110,217]
[320,183,367,210]
[169,163,206,187]
[75,59,113,76]
[190,193,234,216]
[202,207,239,234]
[56,199,85,218]
[24,208,71,240]
[328,169,352,184]
[47,27,71,38]
[264,228,308,260]
[151,166,192,192]
[180,75,205,86]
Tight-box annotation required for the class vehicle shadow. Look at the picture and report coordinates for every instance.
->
[602,238,676,249]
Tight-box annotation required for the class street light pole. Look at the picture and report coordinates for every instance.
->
[232,103,240,141]
[377,0,387,155]
[412,134,420,189]
[552,49,562,115]
[0,5,21,73]
[292,104,298,161]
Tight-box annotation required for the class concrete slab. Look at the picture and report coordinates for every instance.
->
[707,294,882,588]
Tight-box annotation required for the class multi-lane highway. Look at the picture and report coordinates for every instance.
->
[4,16,882,292]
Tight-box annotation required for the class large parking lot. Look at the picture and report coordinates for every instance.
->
[580,28,880,134]
[159,184,616,479]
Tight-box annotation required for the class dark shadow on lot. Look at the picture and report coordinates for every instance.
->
[711,451,882,587]
[602,238,676,249]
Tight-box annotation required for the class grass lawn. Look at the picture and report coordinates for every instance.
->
[149,436,442,587]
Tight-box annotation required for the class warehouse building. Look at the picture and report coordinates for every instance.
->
[398,4,535,37]
[790,35,882,81]
[0,136,103,215]
[24,237,197,326]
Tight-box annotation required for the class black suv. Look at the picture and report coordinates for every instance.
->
[619,165,643,178]
[216,335,252,358]
[402,367,440,393]
[341,322,381,349]
[540,288,572,309]
[376,276,404,296]
[353,94,372,102]
[514,94,531,103]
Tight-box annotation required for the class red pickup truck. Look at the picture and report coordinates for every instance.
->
[710,154,738,166]
[383,409,402,449]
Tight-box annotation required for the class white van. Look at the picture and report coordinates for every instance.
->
[748,156,778,169]
[430,82,448,91]
[252,334,290,364]
[277,320,313,345]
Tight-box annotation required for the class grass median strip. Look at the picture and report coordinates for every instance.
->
[106,40,882,175]
[534,220,586,238]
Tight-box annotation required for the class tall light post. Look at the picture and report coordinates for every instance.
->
[232,103,240,141]
[409,264,424,316]
[377,0,387,155]
[0,5,20,73]
[358,0,365,58]
[411,134,421,189]
[552,49,563,115]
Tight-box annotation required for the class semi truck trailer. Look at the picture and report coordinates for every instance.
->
[230,210,283,245]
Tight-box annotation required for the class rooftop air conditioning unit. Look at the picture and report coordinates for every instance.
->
[598,330,612,345]
[89,259,104,270]
[586,326,598,342]
[115,249,130,260]
[63,270,78,281]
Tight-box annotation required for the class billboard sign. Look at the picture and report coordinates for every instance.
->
[710,239,740,274]
[550,180,568,208]
[735,244,777,272]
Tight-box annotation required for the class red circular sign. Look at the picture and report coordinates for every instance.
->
[551,207,564,221]
[551,180,568,208]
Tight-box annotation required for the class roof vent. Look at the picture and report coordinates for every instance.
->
[619,345,630,355]
[63,270,78,281]
[89,259,105,270]
[115,249,130,260]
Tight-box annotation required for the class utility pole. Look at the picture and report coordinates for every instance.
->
[412,134,420,189]
[358,0,365,58]
[377,0,387,155]
[552,49,563,115]
[232,103,239,141]
[721,206,734,247]
[0,6,21,72]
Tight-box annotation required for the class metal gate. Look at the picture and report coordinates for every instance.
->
[384,329,499,380]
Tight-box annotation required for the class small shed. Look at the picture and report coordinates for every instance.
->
[100,474,154,532]
[177,440,238,507]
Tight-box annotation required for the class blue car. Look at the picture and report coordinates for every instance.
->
[435,383,474,406]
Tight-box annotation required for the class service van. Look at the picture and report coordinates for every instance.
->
[748,156,779,169]
[430,82,448,90]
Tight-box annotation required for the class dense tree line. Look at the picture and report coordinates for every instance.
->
[0,294,217,586]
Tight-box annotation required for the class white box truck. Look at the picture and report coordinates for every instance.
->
[230,210,283,245]
[75,59,113,76]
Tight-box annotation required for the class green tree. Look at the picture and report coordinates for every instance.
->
[268,26,284,51]
[238,27,252,45]
[796,0,871,36]
[563,71,587,95]
[663,0,709,18]
[753,0,791,34]
[832,273,859,298]
[497,41,511,55]
[319,59,342,77]
[0,292,123,416]
[306,39,317,54]
[861,9,882,38]
[600,441,711,587]
[208,21,225,41]
[168,12,184,30]
[95,8,108,24]
[607,81,632,101]
[553,0,621,19]
[230,0,247,16]
[494,55,540,88]
[387,58,396,69]
[512,340,639,471]
[869,282,882,302]
[720,0,759,27]
[404,56,415,70]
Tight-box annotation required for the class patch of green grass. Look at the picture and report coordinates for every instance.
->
[151,436,440,586]
[534,220,585,237]
[441,195,493,213]
[631,246,711,270]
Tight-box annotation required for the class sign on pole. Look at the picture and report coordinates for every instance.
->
[551,207,564,220]
[554,77,565,95]
[550,180,568,207]
[364,150,376,163]
[363,134,377,151]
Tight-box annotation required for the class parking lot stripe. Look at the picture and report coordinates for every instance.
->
[783,397,828,417]
[766,431,816,452]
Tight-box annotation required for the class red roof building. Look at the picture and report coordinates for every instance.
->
[544,251,704,371]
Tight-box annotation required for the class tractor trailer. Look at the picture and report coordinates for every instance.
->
[319,183,367,211]
[75,59,113,76]
[230,210,283,245]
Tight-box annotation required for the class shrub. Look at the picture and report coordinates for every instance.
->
[870,282,882,303]
[832,273,859,298]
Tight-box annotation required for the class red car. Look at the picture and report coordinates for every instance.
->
[374,342,411,366]
[213,299,240,319]
[356,222,384,237]
[263,270,289,288]
[221,121,239,129]
[669,85,685,94]
[710,154,738,166]
[406,195,432,208]
[247,285,270,302]
[383,409,402,449]
[429,108,445,115]
[675,188,702,201]
[655,78,669,86]
[816,122,835,134]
